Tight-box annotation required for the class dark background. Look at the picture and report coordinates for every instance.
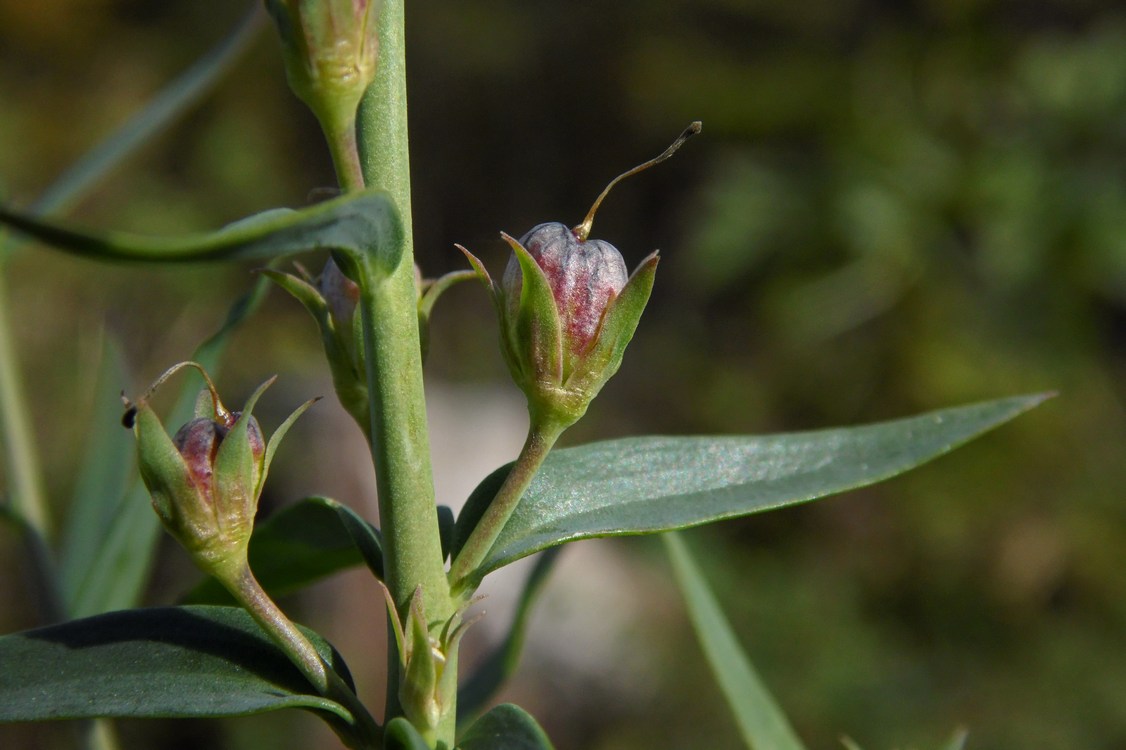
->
[2,1,1125,748]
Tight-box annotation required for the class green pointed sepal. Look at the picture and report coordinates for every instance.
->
[417,268,476,361]
[565,251,659,402]
[382,584,481,741]
[260,266,369,434]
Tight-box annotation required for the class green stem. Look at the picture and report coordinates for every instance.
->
[355,1,455,744]
[225,564,382,749]
[357,2,413,252]
[356,278,448,619]
[322,111,366,192]
[449,423,565,596]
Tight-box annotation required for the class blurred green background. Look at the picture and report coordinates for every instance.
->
[2,1,1125,749]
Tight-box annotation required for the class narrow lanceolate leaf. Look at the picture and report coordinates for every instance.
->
[0,606,354,722]
[458,704,555,750]
[0,189,401,265]
[183,496,383,605]
[453,394,1050,580]
[664,533,807,750]
[458,547,562,724]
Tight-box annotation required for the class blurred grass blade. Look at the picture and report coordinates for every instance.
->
[19,8,264,226]
[453,395,1051,582]
[664,533,807,750]
[182,496,383,605]
[0,189,400,264]
[0,605,354,722]
[0,6,264,622]
[457,547,562,724]
[66,276,272,617]
[59,335,135,614]
[840,728,967,750]
[458,704,555,750]
[0,6,262,268]
[941,728,969,750]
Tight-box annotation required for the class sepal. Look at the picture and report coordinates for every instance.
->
[261,263,369,434]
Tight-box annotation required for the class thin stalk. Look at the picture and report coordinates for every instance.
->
[448,423,565,596]
[322,112,366,192]
[225,564,382,749]
[355,1,455,744]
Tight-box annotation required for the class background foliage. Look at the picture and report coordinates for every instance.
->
[1,1,1123,749]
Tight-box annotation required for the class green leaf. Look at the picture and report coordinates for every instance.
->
[458,704,555,750]
[0,605,354,722]
[183,496,383,605]
[384,717,431,750]
[438,504,455,562]
[457,548,562,724]
[70,277,273,616]
[0,9,263,261]
[453,394,1050,580]
[664,533,807,750]
[0,188,401,265]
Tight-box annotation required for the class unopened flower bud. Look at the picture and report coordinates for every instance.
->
[265,0,380,133]
[124,362,317,578]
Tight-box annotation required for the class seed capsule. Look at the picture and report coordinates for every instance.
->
[459,122,700,429]
[504,222,628,364]
[126,362,316,577]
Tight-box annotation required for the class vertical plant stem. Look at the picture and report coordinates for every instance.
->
[225,564,382,749]
[355,279,448,614]
[355,0,455,743]
[448,424,564,595]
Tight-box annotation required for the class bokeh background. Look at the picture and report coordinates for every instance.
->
[2,1,1126,749]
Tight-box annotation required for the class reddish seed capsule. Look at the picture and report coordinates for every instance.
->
[504,222,629,356]
[459,123,700,429]
[126,361,317,576]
